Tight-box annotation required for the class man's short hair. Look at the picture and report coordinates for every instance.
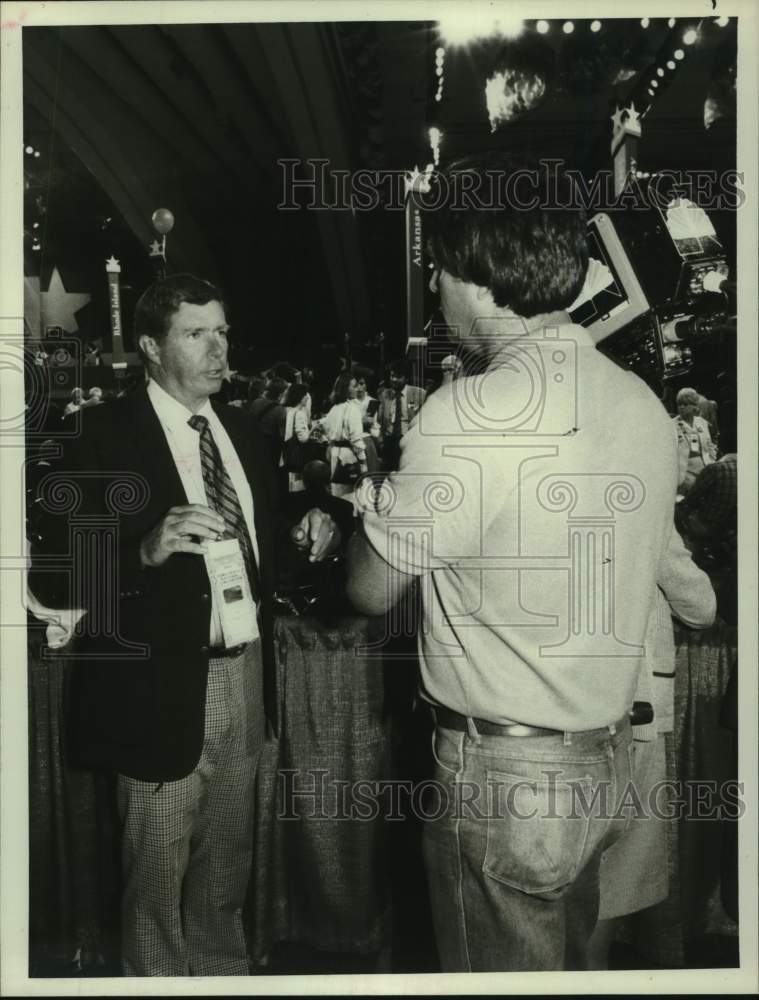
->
[134,274,225,342]
[389,359,410,379]
[426,153,588,318]
[264,377,288,402]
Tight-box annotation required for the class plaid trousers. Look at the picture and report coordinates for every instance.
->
[117,641,265,976]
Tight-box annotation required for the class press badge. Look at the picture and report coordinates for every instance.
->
[204,537,259,646]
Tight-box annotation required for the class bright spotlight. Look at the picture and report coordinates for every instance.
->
[437,16,481,46]
[667,60,676,69]
[674,49,685,60]
[641,18,650,28]
[25,145,33,154]
[563,21,574,34]
[590,20,602,33]
[657,68,664,77]
[668,18,676,28]
[715,17,729,28]
[437,13,524,45]
[683,28,698,45]
[536,20,550,34]
[651,80,659,88]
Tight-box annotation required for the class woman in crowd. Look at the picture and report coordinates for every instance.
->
[320,373,368,497]
[282,382,313,492]
[353,375,380,473]
[674,386,717,494]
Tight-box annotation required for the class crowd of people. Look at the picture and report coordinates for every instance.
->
[24,152,739,977]
[217,358,429,495]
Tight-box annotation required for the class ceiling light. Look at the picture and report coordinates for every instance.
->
[437,14,524,45]
[667,60,676,69]
[651,79,659,88]
[668,18,676,28]
[715,17,729,28]
[641,18,650,28]
[437,16,482,46]
[657,68,665,77]
[25,145,33,154]
[34,151,40,158]
[563,21,574,34]
[647,88,654,96]
[435,47,445,58]
[674,49,685,60]
[683,28,698,45]
[590,20,602,33]
[536,20,550,34]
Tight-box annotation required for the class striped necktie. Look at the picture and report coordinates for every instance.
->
[392,389,403,438]
[188,414,259,602]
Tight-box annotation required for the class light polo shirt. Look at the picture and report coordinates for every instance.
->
[147,379,260,647]
[362,324,678,731]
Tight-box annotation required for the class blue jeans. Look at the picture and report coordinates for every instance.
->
[422,716,633,971]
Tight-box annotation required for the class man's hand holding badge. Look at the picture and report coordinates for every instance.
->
[140,504,340,567]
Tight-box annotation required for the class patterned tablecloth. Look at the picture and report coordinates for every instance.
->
[26,614,738,973]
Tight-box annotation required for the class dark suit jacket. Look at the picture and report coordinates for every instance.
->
[377,385,426,438]
[29,385,282,782]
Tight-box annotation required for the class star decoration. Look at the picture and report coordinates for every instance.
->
[148,239,164,257]
[611,105,625,131]
[41,267,91,334]
[624,102,642,135]
[404,164,432,196]
[105,255,121,273]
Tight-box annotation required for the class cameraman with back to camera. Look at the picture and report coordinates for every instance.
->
[344,154,679,971]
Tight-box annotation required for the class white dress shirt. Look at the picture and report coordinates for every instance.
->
[148,379,260,646]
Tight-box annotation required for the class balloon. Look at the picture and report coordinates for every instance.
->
[151,208,175,235]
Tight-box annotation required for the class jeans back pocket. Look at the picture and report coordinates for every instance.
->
[483,769,594,897]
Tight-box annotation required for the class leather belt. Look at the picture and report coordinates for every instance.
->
[432,704,563,738]
[210,643,248,659]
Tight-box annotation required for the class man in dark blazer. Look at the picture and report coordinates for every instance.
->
[29,274,339,976]
[377,359,426,472]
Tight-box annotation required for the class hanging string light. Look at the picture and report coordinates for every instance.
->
[435,45,446,103]
[428,126,443,166]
